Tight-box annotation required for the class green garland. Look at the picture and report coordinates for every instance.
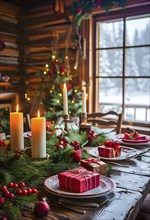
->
[71,0,127,26]
[0,126,108,219]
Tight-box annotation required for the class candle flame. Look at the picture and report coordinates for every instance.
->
[38,110,40,117]
[64,83,66,89]
[16,104,19,112]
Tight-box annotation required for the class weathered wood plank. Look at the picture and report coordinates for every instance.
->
[0,33,17,43]
[0,65,19,72]
[0,14,18,24]
[27,18,68,30]
[0,48,19,57]
[0,57,18,64]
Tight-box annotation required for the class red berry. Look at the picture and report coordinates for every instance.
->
[18,182,25,188]
[32,188,38,194]
[7,182,14,188]
[21,189,27,196]
[13,183,18,189]
[16,189,22,195]
[59,140,64,145]
[56,144,64,150]
[1,186,7,192]
[9,193,15,199]
[4,191,10,198]
[26,188,32,195]
[0,196,5,206]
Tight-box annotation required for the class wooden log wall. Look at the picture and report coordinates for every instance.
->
[0,0,80,115]
[0,1,20,94]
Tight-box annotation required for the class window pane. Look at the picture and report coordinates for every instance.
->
[125,78,150,122]
[96,49,123,76]
[97,19,123,48]
[98,78,122,112]
[126,47,150,76]
[126,15,150,46]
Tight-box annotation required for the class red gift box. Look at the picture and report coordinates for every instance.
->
[81,158,107,174]
[98,141,121,158]
[58,166,100,193]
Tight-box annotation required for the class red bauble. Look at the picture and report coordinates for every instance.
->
[34,201,50,218]
[9,193,15,199]
[1,186,7,192]
[18,182,26,188]
[7,182,14,188]
[13,183,18,189]
[32,188,38,194]
[26,188,32,195]
[0,196,5,206]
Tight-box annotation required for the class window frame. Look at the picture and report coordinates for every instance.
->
[92,5,150,127]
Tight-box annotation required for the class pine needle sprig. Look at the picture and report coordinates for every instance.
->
[2,204,22,220]
[89,134,107,146]
[0,167,13,185]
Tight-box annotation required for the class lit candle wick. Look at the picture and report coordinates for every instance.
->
[16,104,19,113]
[38,110,40,117]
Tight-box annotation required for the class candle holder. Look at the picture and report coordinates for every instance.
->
[63,114,70,132]
[80,113,91,132]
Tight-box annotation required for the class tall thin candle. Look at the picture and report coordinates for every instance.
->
[10,105,24,150]
[31,111,46,158]
[82,86,87,113]
[63,83,68,115]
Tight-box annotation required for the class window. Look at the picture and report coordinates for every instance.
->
[94,10,150,124]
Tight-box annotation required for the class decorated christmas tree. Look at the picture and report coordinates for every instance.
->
[33,51,82,121]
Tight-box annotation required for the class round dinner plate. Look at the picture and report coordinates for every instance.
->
[44,175,116,199]
[116,134,150,146]
[87,146,137,161]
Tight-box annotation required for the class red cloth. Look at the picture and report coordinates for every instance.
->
[58,166,100,193]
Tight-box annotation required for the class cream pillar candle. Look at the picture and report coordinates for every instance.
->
[82,86,87,113]
[10,105,24,150]
[63,83,68,115]
[31,111,46,159]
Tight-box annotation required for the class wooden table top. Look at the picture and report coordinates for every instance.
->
[21,133,150,220]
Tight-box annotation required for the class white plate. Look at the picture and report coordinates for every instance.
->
[87,146,137,161]
[44,175,116,199]
[116,134,150,146]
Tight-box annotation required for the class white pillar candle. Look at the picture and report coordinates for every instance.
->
[10,105,24,150]
[82,86,87,113]
[31,111,46,159]
[63,83,68,115]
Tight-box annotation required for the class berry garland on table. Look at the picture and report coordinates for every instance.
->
[71,0,127,27]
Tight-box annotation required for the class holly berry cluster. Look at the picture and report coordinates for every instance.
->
[87,130,98,141]
[0,182,38,206]
[56,135,69,150]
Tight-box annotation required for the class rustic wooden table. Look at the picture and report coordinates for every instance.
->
[22,133,150,220]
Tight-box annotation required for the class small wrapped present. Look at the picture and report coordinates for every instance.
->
[81,158,106,174]
[58,166,100,193]
[98,141,121,158]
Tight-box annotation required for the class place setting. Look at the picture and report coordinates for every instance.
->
[115,130,150,147]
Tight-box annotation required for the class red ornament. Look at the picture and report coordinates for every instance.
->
[32,188,38,194]
[18,182,26,188]
[16,189,22,195]
[34,201,50,218]
[1,186,7,192]
[7,182,14,188]
[9,193,15,199]
[0,196,5,206]
[13,183,18,189]
[72,149,82,163]
[21,189,27,196]
[26,188,32,195]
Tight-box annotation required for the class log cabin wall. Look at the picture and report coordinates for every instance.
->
[0,0,20,111]
[0,0,80,116]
